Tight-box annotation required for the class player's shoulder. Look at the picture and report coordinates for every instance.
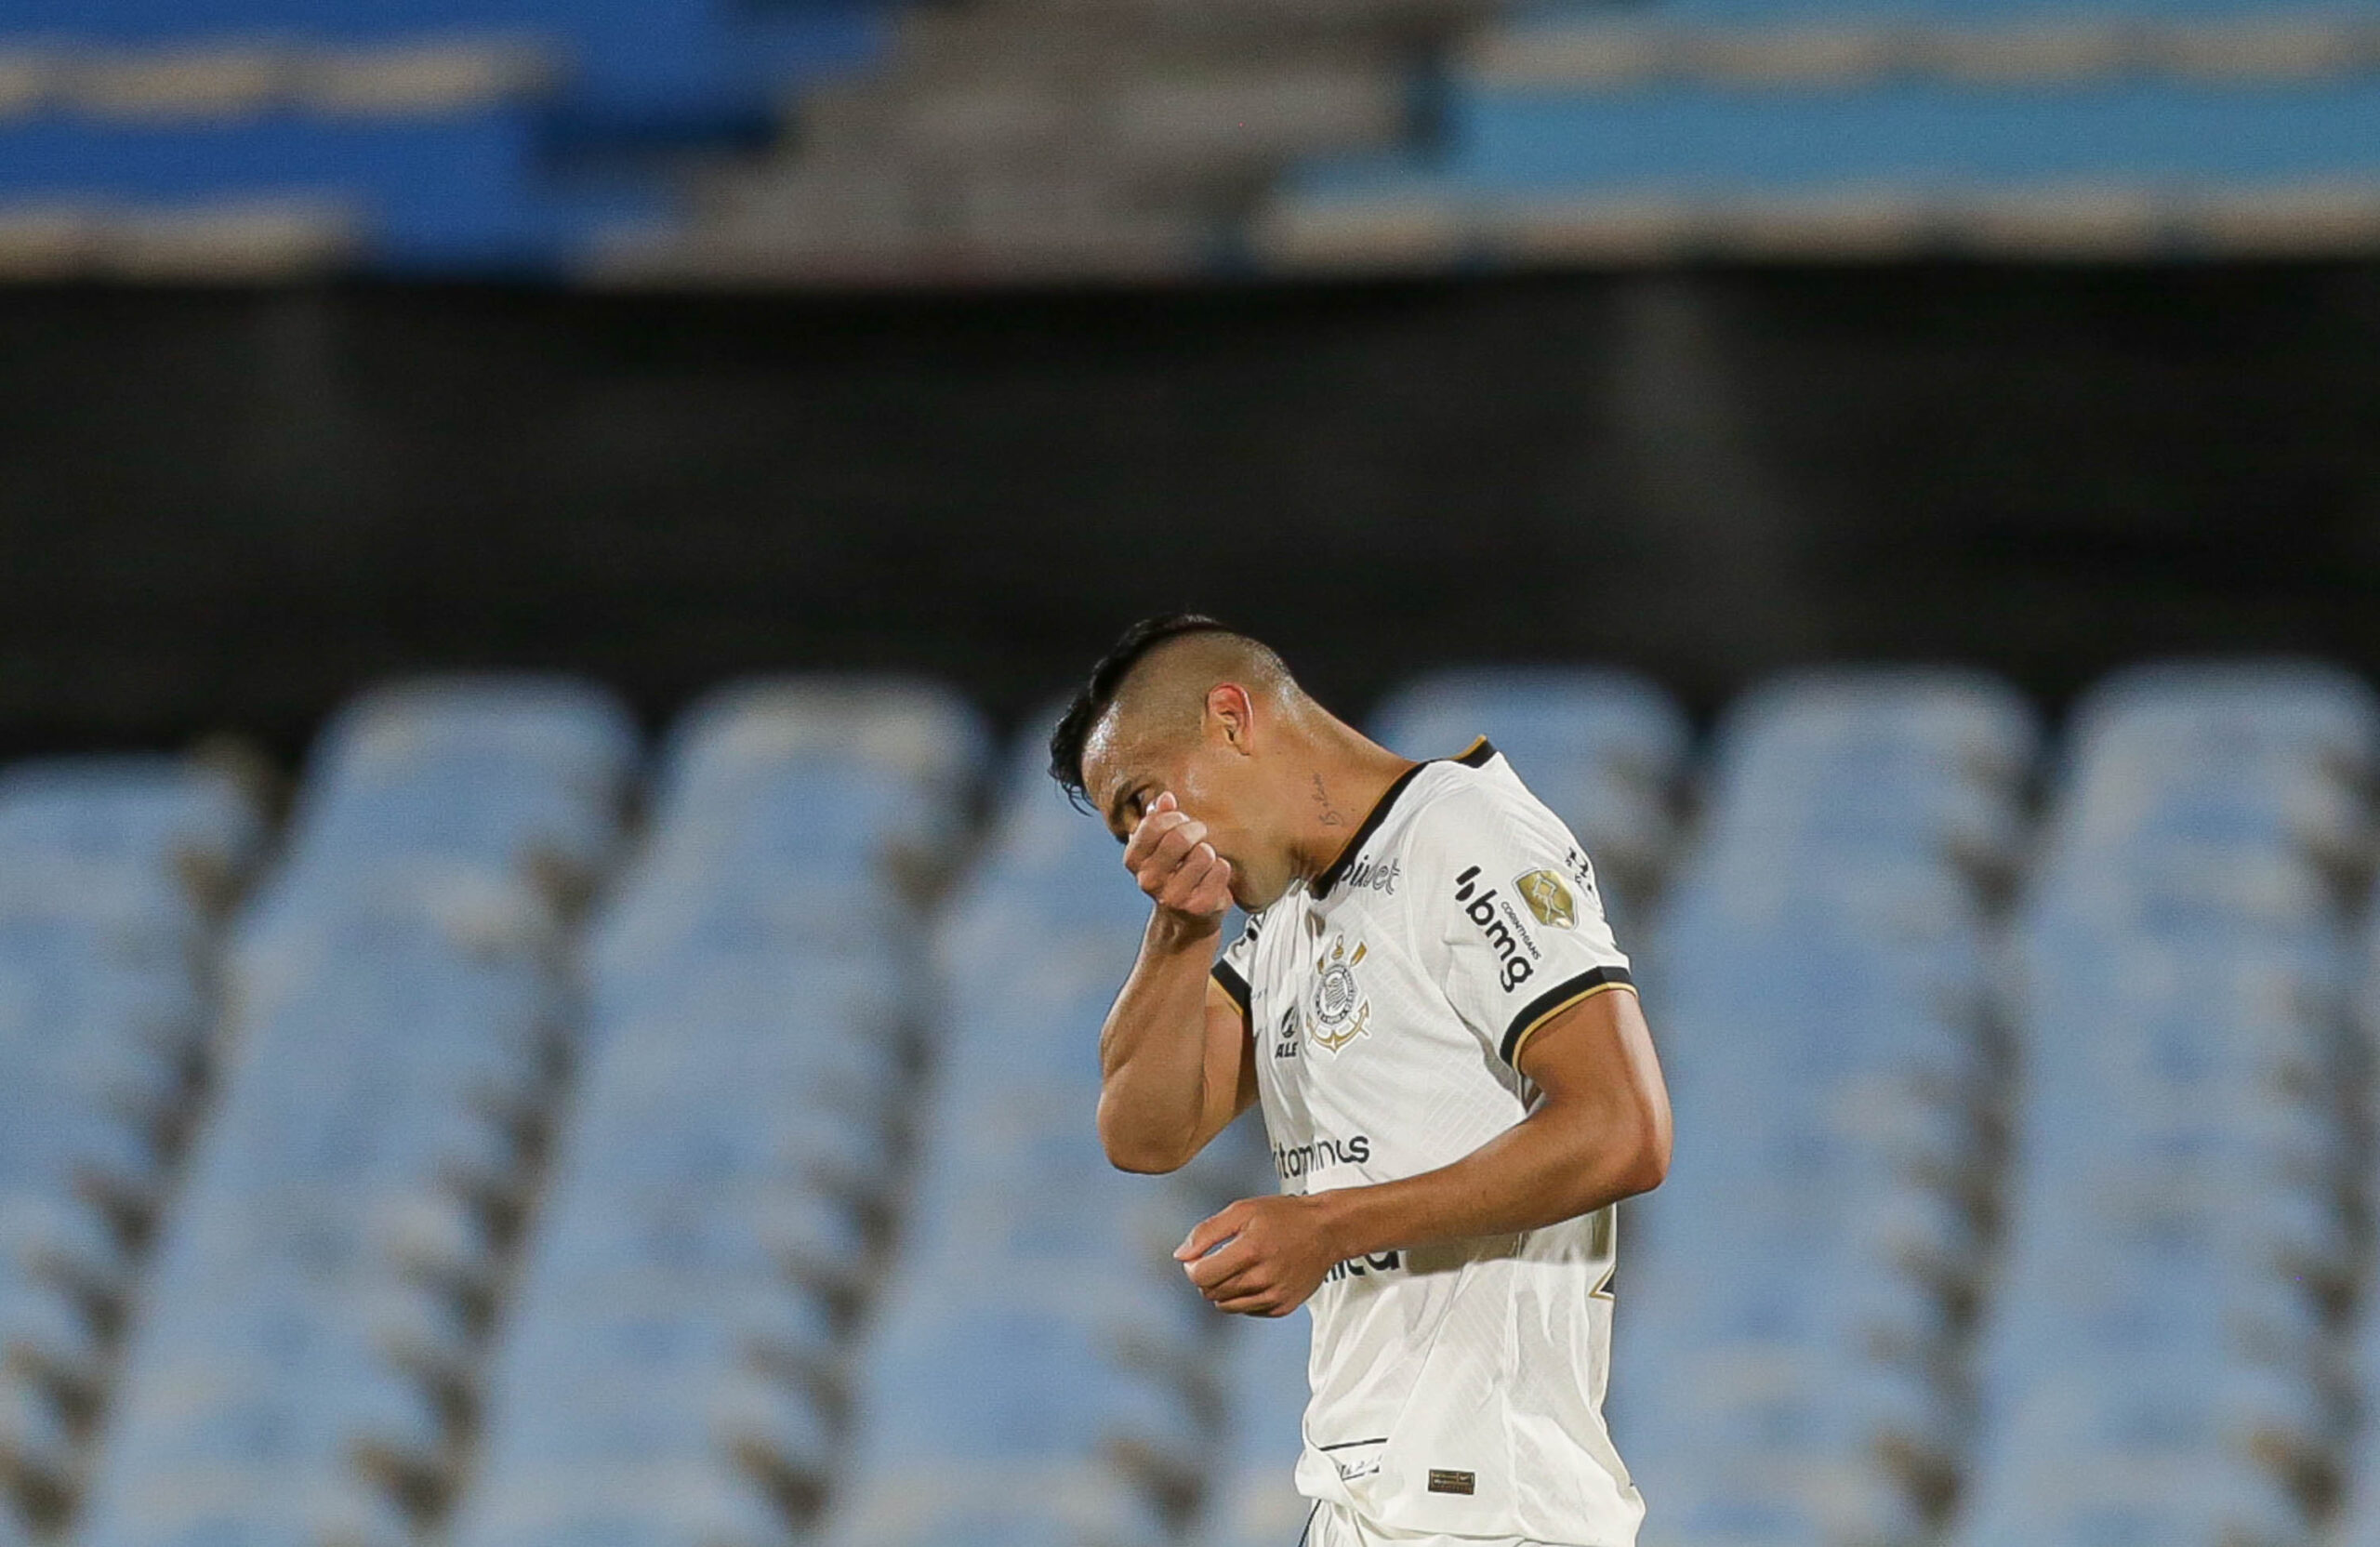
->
[1398,741,1563,850]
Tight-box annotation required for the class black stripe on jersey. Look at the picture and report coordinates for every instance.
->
[1211,959,1252,1021]
[1501,964,1636,1065]
[1312,739,1500,898]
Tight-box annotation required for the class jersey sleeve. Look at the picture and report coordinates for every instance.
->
[1410,784,1635,1068]
[1211,914,1259,1025]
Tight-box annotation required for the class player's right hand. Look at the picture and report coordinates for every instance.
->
[1124,791,1234,929]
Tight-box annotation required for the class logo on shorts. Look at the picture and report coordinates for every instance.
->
[1515,867,1577,929]
[1427,1468,1476,1496]
[1308,935,1371,1052]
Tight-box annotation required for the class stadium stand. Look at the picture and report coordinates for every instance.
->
[0,755,263,1539]
[813,721,1215,1547]
[8,0,2380,274]
[447,679,986,1547]
[72,678,636,1547]
[23,657,2380,1547]
[1187,1307,1313,1547]
[1617,670,2037,1547]
[1258,5,2380,267]
[1953,662,2375,1547]
[585,0,1450,284]
[0,1,884,278]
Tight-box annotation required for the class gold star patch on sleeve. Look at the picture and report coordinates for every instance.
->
[1514,868,1577,929]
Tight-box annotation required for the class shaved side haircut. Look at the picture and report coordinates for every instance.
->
[1048,614,1293,811]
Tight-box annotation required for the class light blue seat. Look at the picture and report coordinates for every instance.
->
[91,1372,444,1477]
[82,677,626,1543]
[0,758,261,883]
[1716,668,2040,779]
[1951,662,2360,1547]
[1446,77,2380,196]
[1197,1313,1314,1547]
[0,1371,73,1486]
[455,1459,791,1547]
[2060,659,2378,776]
[476,1374,827,1476]
[0,1266,101,1384]
[1956,1448,2311,1547]
[1631,1450,1926,1546]
[821,1465,1172,1547]
[1372,667,1687,776]
[453,678,981,1547]
[1626,669,2031,1540]
[77,1485,414,1547]
[844,1301,1201,1473]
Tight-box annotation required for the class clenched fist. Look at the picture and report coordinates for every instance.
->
[1175,1194,1342,1316]
[1123,791,1234,930]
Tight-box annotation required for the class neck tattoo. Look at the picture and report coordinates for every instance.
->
[1312,774,1345,827]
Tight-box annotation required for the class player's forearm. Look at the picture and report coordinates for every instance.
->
[1095,911,1223,1172]
[1309,1095,1666,1259]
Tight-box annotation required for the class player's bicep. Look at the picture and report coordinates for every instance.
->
[1514,985,1671,1184]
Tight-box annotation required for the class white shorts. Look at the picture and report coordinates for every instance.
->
[1302,1501,1554,1547]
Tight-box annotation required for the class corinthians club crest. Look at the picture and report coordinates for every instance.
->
[1309,935,1372,1053]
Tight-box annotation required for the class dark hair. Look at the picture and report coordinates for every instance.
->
[1048,612,1237,812]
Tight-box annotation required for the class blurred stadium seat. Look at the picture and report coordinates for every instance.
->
[1618,668,2038,1547]
[1186,1310,1313,1547]
[0,754,263,1540]
[7,0,2378,275]
[73,677,636,1547]
[1952,660,2376,1547]
[448,677,985,1547]
[16,655,2380,1546]
[0,0,887,278]
[815,722,1207,1547]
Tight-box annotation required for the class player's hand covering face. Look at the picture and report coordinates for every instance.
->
[1121,791,1234,925]
[1087,678,1307,914]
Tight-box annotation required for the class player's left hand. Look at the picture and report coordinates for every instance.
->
[1174,1194,1342,1317]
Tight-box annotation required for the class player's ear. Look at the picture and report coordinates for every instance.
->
[1206,682,1255,755]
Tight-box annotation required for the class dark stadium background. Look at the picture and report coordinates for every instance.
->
[7,264,2378,759]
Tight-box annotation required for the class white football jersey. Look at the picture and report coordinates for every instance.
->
[1212,740,1645,1546]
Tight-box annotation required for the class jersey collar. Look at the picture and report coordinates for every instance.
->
[1311,736,1497,898]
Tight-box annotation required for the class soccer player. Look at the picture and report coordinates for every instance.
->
[1048,615,1673,1547]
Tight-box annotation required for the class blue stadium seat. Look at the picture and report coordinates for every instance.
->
[1193,1312,1314,1547]
[448,678,985,1547]
[1948,660,2368,1547]
[0,754,265,1518]
[75,677,633,1547]
[9,0,892,122]
[817,713,1211,1547]
[1619,668,2034,1545]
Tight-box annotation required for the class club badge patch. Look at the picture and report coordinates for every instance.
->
[1309,936,1371,1052]
[1515,868,1577,929]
